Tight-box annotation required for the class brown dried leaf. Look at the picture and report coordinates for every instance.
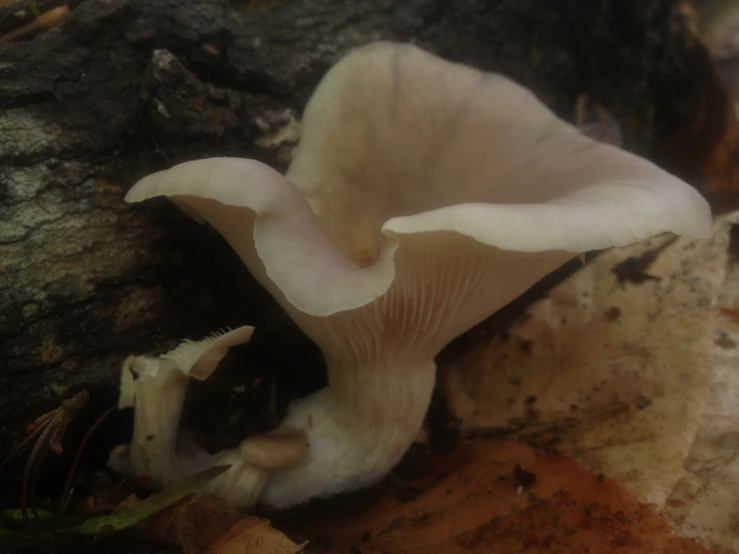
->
[135,493,302,554]
[653,16,739,211]
[208,516,306,554]
[284,440,708,554]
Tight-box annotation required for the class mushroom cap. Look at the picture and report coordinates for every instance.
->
[162,326,254,380]
[118,326,254,408]
[126,42,711,330]
[239,428,310,469]
[287,42,711,258]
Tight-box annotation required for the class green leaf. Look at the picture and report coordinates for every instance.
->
[75,464,230,536]
[1,508,79,529]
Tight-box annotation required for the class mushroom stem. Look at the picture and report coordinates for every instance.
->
[261,357,436,507]
[111,361,273,505]
[127,361,189,483]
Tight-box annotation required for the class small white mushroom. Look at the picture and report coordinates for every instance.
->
[125,42,712,508]
[109,326,281,502]
[239,428,310,469]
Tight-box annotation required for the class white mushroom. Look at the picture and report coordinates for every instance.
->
[110,327,270,504]
[124,42,712,508]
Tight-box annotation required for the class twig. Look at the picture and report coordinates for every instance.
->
[58,406,116,514]
[0,4,69,41]
[20,419,56,526]
[13,390,90,527]
[0,422,47,476]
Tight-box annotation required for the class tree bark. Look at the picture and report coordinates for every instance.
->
[0,0,723,454]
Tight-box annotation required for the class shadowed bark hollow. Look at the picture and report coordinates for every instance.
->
[0,0,723,456]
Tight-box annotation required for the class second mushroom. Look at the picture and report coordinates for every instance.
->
[117,42,712,508]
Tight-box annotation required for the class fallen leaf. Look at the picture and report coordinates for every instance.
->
[689,0,739,61]
[610,236,676,285]
[443,217,730,509]
[76,465,230,535]
[653,19,739,211]
[0,508,78,528]
[661,235,739,553]
[135,493,303,554]
[283,440,708,554]
[208,516,306,554]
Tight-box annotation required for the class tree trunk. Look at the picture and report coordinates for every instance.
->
[0,0,726,455]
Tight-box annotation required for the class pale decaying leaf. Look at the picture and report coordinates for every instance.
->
[284,440,708,553]
[661,247,739,553]
[443,215,732,514]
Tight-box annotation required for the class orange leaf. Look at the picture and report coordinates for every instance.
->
[136,493,302,554]
[284,440,708,554]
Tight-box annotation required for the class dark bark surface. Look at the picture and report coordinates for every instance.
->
[0,0,719,456]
